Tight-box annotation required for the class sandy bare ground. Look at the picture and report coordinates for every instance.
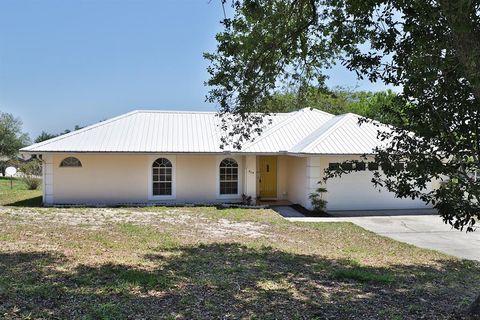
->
[1,206,479,319]
[0,207,272,239]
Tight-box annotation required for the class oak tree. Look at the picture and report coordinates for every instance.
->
[206,0,480,233]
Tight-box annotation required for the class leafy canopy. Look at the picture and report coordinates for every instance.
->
[264,87,401,126]
[34,131,58,144]
[206,0,480,231]
[34,125,84,143]
[0,112,29,159]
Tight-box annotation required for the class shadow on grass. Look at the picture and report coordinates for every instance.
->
[0,244,478,319]
[4,195,43,207]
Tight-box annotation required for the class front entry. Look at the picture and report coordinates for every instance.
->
[259,156,277,198]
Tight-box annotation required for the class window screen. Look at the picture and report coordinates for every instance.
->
[328,163,340,170]
[60,157,82,167]
[341,163,353,170]
[355,162,366,171]
[152,158,172,196]
[219,158,238,195]
[368,162,379,171]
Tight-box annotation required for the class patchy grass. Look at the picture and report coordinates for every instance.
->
[88,302,124,320]
[333,268,396,283]
[0,203,479,319]
[0,177,42,206]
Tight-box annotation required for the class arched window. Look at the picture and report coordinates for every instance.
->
[152,158,172,196]
[219,158,238,195]
[60,157,82,167]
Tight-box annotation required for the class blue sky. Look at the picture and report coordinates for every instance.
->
[0,0,390,140]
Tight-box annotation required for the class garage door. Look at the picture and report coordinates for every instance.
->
[325,170,431,211]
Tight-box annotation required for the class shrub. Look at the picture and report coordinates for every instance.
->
[22,176,41,190]
[19,159,42,190]
[241,194,253,205]
[309,186,327,212]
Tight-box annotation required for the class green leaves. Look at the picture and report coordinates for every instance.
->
[0,112,29,159]
[206,0,480,231]
[205,0,335,147]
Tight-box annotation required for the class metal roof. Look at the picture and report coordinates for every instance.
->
[242,108,334,153]
[21,108,390,155]
[290,113,390,154]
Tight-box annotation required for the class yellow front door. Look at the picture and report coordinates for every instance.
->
[259,156,277,198]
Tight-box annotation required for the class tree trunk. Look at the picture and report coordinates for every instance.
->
[439,0,480,101]
[469,293,480,319]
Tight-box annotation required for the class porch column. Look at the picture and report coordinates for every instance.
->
[43,154,54,205]
[244,155,257,200]
[305,156,322,210]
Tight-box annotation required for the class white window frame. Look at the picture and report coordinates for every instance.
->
[216,155,242,200]
[148,155,176,200]
[59,156,83,168]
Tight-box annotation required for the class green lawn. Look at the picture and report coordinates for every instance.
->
[0,192,479,319]
[0,177,42,206]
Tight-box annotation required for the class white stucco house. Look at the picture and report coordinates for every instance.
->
[20,108,434,211]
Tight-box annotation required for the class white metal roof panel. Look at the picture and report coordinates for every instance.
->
[22,111,223,153]
[293,113,391,154]
[21,109,389,155]
[243,108,334,153]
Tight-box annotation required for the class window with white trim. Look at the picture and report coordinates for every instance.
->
[152,158,172,196]
[60,157,82,167]
[219,158,238,195]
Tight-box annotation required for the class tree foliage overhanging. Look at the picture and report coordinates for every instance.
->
[264,87,402,126]
[205,0,480,231]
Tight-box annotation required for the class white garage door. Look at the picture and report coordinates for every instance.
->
[326,170,431,211]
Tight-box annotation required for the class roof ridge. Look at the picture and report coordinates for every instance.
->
[135,109,218,114]
[20,110,140,151]
[291,113,352,153]
[135,109,301,115]
[241,109,310,150]
[305,107,334,117]
[19,108,383,154]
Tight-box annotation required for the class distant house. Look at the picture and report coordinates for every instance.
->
[20,108,434,210]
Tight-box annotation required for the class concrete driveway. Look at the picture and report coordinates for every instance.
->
[286,213,480,261]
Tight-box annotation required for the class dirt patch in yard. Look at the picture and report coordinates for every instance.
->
[0,206,479,319]
[0,207,273,239]
[202,218,270,238]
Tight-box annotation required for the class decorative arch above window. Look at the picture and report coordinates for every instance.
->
[60,157,82,167]
[152,158,173,196]
[219,158,238,195]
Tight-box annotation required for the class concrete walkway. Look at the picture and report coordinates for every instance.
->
[286,213,480,261]
[271,206,305,218]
